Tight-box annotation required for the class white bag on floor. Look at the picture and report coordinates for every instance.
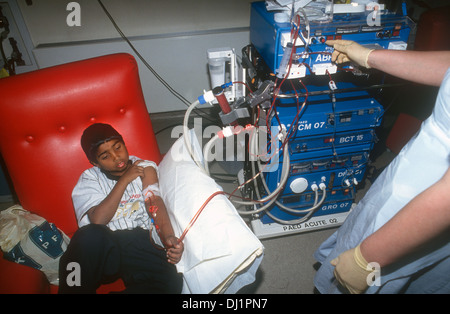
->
[0,205,70,285]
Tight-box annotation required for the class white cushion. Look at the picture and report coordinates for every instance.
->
[158,130,264,293]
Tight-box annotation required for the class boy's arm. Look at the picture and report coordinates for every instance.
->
[87,161,144,225]
[142,166,184,264]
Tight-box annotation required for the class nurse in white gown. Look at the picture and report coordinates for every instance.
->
[313,41,450,294]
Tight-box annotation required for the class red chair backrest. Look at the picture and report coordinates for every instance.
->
[0,53,161,235]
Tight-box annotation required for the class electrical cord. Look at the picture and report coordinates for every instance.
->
[98,0,189,105]
[97,0,218,124]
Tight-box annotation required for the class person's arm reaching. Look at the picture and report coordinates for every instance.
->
[326,39,450,86]
[368,50,450,86]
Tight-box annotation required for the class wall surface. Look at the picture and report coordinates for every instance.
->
[17,0,254,113]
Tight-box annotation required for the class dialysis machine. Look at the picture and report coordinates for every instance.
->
[203,1,413,239]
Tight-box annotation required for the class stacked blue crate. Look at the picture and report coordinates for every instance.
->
[248,1,412,238]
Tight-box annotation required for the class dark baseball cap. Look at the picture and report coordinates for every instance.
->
[81,123,124,162]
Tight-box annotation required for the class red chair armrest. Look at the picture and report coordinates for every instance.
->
[0,256,50,294]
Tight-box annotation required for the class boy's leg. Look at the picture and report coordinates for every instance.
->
[114,228,183,294]
[58,224,121,294]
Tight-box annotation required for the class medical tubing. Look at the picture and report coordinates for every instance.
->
[234,151,289,214]
[257,158,322,214]
[183,99,206,171]
[244,120,326,219]
[277,84,404,99]
[203,134,220,176]
[234,131,291,214]
[241,134,290,206]
[177,190,226,243]
[265,186,327,225]
[251,151,316,213]
[252,128,326,215]
[213,87,232,114]
[293,8,310,53]
[236,150,289,215]
[276,43,293,79]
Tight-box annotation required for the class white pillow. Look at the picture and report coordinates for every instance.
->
[158,130,264,294]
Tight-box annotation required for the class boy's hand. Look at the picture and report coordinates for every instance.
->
[120,160,144,184]
[164,235,184,264]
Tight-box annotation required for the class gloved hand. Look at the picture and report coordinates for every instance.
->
[330,244,375,294]
[326,40,374,68]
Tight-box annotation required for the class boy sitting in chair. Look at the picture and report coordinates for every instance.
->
[59,123,183,294]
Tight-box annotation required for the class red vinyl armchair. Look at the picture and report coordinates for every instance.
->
[0,53,161,293]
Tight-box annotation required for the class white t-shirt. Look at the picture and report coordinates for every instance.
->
[72,156,158,232]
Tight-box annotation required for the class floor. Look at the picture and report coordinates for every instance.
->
[0,109,396,294]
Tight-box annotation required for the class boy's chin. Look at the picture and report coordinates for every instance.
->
[112,161,131,176]
[100,160,132,179]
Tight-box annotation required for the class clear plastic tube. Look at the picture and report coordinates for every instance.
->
[248,119,328,223]
[234,128,291,215]
[203,134,220,176]
[183,99,206,171]
[276,43,293,79]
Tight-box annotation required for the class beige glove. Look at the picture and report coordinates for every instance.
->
[326,40,374,68]
[330,244,375,294]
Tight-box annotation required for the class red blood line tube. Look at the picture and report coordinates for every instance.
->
[213,86,231,114]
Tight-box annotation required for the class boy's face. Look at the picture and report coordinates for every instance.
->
[92,139,130,177]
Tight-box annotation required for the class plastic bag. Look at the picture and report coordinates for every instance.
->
[0,205,70,285]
